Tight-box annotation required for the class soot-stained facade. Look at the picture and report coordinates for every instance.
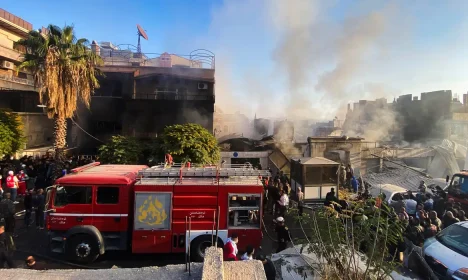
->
[71,44,215,152]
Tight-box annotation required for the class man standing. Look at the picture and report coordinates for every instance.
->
[0,193,15,234]
[24,190,34,227]
[5,171,19,204]
[257,255,276,280]
[278,190,289,218]
[0,222,16,268]
[34,189,45,229]
[275,217,290,253]
[26,164,37,191]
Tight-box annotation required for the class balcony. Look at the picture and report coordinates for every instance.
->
[0,73,35,91]
[135,91,215,102]
[0,44,23,62]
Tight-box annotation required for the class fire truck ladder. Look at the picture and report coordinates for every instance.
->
[185,206,220,274]
[139,165,271,179]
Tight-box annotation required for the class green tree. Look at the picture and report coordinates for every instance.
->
[15,25,102,175]
[98,135,142,164]
[161,123,220,164]
[0,109,25,156]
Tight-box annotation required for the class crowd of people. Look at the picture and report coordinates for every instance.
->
[390,182,466,247]
[0,154,94,268]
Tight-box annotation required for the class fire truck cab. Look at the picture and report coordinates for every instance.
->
[446,171,468,212]
[46,162,269,263]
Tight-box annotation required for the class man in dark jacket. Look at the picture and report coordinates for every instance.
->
[0,193,15,233]
[24,190,34,227]
[0,222,16,268]
[34,189,45,229]
[257,254,276,280]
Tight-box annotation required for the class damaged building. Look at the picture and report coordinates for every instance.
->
[342,90,456,143]
[71,43,215,152]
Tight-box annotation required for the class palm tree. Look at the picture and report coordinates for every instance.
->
[15,25,102,177]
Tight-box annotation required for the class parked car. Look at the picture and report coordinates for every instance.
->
[369,184,418,214]
[423,221,468,279]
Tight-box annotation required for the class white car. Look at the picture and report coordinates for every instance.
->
[423,221,468,279]
[369,184,418,215]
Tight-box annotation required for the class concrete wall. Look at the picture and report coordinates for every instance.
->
[16,112,54,148]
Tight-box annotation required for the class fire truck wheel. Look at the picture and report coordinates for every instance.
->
[67,234,99,263]
[190,235,224,262]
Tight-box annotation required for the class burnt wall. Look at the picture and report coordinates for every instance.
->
[123,100,214,136]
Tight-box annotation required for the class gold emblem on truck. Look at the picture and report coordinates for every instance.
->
[138,196,168,226]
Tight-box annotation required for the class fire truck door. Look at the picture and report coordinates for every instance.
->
[132,192,173,254]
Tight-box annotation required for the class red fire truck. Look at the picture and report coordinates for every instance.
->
[445,171,468,212]
[45,162,269,263]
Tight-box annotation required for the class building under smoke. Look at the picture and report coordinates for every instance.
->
[71,43,215,152]
[343,90,456,143]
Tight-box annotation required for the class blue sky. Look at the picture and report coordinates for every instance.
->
[3,0,468,119]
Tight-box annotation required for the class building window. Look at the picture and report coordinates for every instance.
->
[97,187,120,204]
[54,186,92,207]
[228,194,260,229]
[305,167,321,184]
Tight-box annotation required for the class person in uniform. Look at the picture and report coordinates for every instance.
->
[275,217,290,253]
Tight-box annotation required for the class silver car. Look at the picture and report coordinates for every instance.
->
[422,221,468,279]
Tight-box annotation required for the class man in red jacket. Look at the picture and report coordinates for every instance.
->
[223,233,239,261]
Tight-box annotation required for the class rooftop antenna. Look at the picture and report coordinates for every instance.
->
[136,24,148,54]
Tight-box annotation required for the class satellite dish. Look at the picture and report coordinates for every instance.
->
[136,24,148,54]
[137,24,149,40]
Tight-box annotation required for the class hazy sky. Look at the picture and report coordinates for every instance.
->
[4,0,468,119]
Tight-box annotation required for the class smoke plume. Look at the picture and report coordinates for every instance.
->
[207,0,402,123]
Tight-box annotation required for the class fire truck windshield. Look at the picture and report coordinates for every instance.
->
[449,175,468,196]
[54,185,92,207]
[228,194,261,229]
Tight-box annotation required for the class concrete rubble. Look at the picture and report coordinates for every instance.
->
[202,246,267,280]
[1,247,268,280]
[0,264,203,280]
